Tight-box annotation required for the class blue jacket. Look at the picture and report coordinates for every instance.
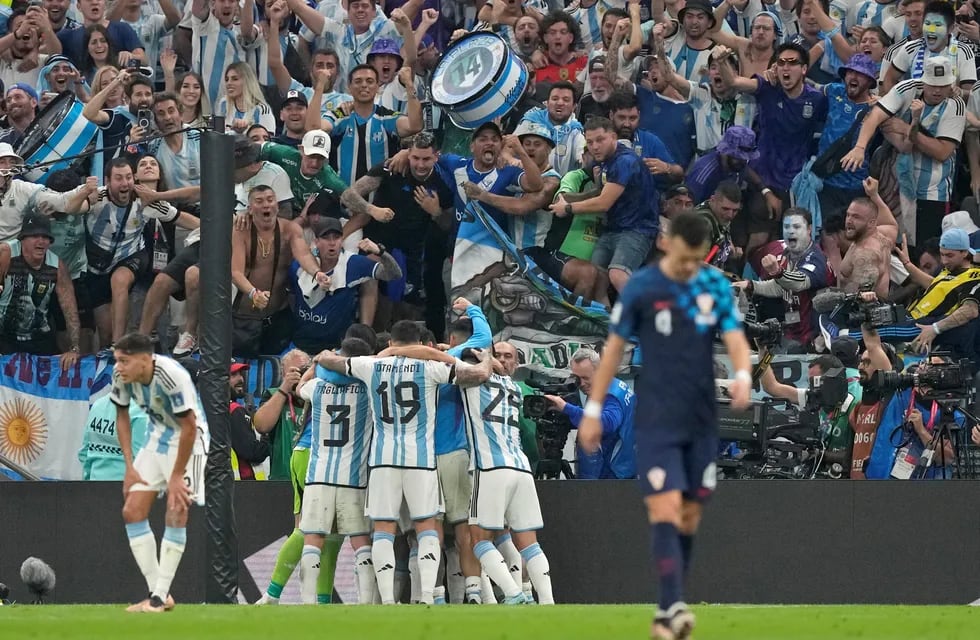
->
[78,395,148,481]
[564,378,636,479]
[865,388,961,480]
[435,305,493,455]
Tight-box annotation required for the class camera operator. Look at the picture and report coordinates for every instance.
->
[864,356,961,480]
[734,208,832,352]
[544,347,635,480]
[760,354,861,475]
[850,324,902,479]
[872,228,980,360]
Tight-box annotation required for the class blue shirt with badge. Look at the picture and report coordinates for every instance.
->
[598,143,659,235]
[752,76,827,191]
[610,262,742,437]
[289,252,379,352]
[820,83,871,192]
[635,86,696,168]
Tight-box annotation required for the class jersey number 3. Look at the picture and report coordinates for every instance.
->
[323,405,351,447]
[376,381,421,424]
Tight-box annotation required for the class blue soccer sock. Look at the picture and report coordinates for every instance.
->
[651,522,684,613]
[679,533,694,578]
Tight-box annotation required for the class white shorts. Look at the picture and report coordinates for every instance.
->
[366,467,444,522]
[131,441,207,507]
[299,484,370,536]
[469,468,543,532]
[437,450,472,525]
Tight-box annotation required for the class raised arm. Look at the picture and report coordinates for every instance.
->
[265,3,294,94]
[512,136,544,193]
[715,46,759,93]
[863,177,898,246]
[394,66,423,137]
[306,70,335,133]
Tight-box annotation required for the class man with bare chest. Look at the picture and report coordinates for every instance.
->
[826,180,899,300]
[231,185,328,358]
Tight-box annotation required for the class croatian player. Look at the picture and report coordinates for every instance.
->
[113,333,209,613]
[314,320,493,605]
[297,337,377,605]
[578,211,751,640]
[459,346,555,605]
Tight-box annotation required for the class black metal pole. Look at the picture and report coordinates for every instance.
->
[200,126,238,603]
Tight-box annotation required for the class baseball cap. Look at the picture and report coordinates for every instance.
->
[922,56,955,87]
[939,227,977,254]
[941,210,980,235]
[307,189,343,218]
[18,214,54,241]
[471,121,503,139]
[513,120,556,147]
[6,82,38,102]
[0,142,24,164]
[313,216,344,237]
[282,89,308,108]
[830,336,860,369]
[589,56,607,74]
[230,361,249,374]
[301,130,331,158]
[663,184,692,200]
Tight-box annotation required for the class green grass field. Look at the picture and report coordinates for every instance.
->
[1,604,977,639]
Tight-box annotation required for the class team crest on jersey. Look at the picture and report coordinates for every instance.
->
[802,103,813,119]
[655,309,672,336]
[695,293,717,327]
[372,131,385,143]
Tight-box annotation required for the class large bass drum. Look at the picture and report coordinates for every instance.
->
[430,31,529,130]
[17,92,98,183]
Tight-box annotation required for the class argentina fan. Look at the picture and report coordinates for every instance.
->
[2,0,980,639]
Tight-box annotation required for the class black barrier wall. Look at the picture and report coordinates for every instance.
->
[1,481,978,604]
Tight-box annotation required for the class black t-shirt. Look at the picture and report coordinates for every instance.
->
[362,162,454,257]
[577,94,608,125]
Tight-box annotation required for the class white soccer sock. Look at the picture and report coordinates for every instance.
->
[495,534,523,590]
[464,576,482,604]
[153,527,186,601]
[354,546,378,605]
[474,540,520,599]
[299,544,321,605]
[416,531,441,604]
[523,581,534,602]
[481,572,499,604]
[372,532,397,604]
[125,521,159,595]
[447,548,465,603]
[408,545,420,603]
[521,543,554,604]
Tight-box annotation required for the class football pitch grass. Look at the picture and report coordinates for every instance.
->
[1,604,977,639]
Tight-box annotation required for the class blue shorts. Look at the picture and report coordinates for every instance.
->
[591,229,654,274]
[636,431,719,502]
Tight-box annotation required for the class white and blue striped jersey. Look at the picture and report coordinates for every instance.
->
[685,81,757,153]
[345,356,455,470]
[251,31,300,88]
[569,0,625,52]
[214,97,276,133]
[191,14,259,106]
[300,86,354,118]
[329,105,401,187]
[877,79,966,202]
[847,0,899,31]
[665,28,715,82]
[508,167,561,250]
[110,355,209,455]
[149,129,201,190]
[123,14,172,85]
[299,373,372,488]
[311,14,401,94]
[461,374,532,474]
[886,38,977,86]
[85,192,178,274]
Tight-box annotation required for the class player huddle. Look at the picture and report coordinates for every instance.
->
[111,317,554,610]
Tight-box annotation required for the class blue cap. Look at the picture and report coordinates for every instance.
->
[419,34,435,49]
[7,82,38,101]
[939,228,977,254]
[368,38,403,63]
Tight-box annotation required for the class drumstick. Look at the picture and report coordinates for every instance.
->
[704,245,720,264]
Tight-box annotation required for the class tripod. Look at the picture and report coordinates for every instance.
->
[913,399,976,479]
[535,457,575,480]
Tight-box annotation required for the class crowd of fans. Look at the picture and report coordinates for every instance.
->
[4,0,980,482]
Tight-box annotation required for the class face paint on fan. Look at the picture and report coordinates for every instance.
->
[783,214,809,254]
[923,13,948,52]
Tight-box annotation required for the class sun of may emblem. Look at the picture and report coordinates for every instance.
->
[0,398,48,466]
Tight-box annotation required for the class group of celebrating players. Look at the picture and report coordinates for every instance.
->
[106,208,751,640]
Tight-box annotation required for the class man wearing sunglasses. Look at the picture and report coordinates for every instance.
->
[716,41,828,257]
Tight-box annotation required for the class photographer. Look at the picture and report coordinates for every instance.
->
[864,356,961,480]
[873,228,980,360]
[544,347,635,480]
[735,208,832,352]
[760,354,860,475]
[850,325,902,479]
